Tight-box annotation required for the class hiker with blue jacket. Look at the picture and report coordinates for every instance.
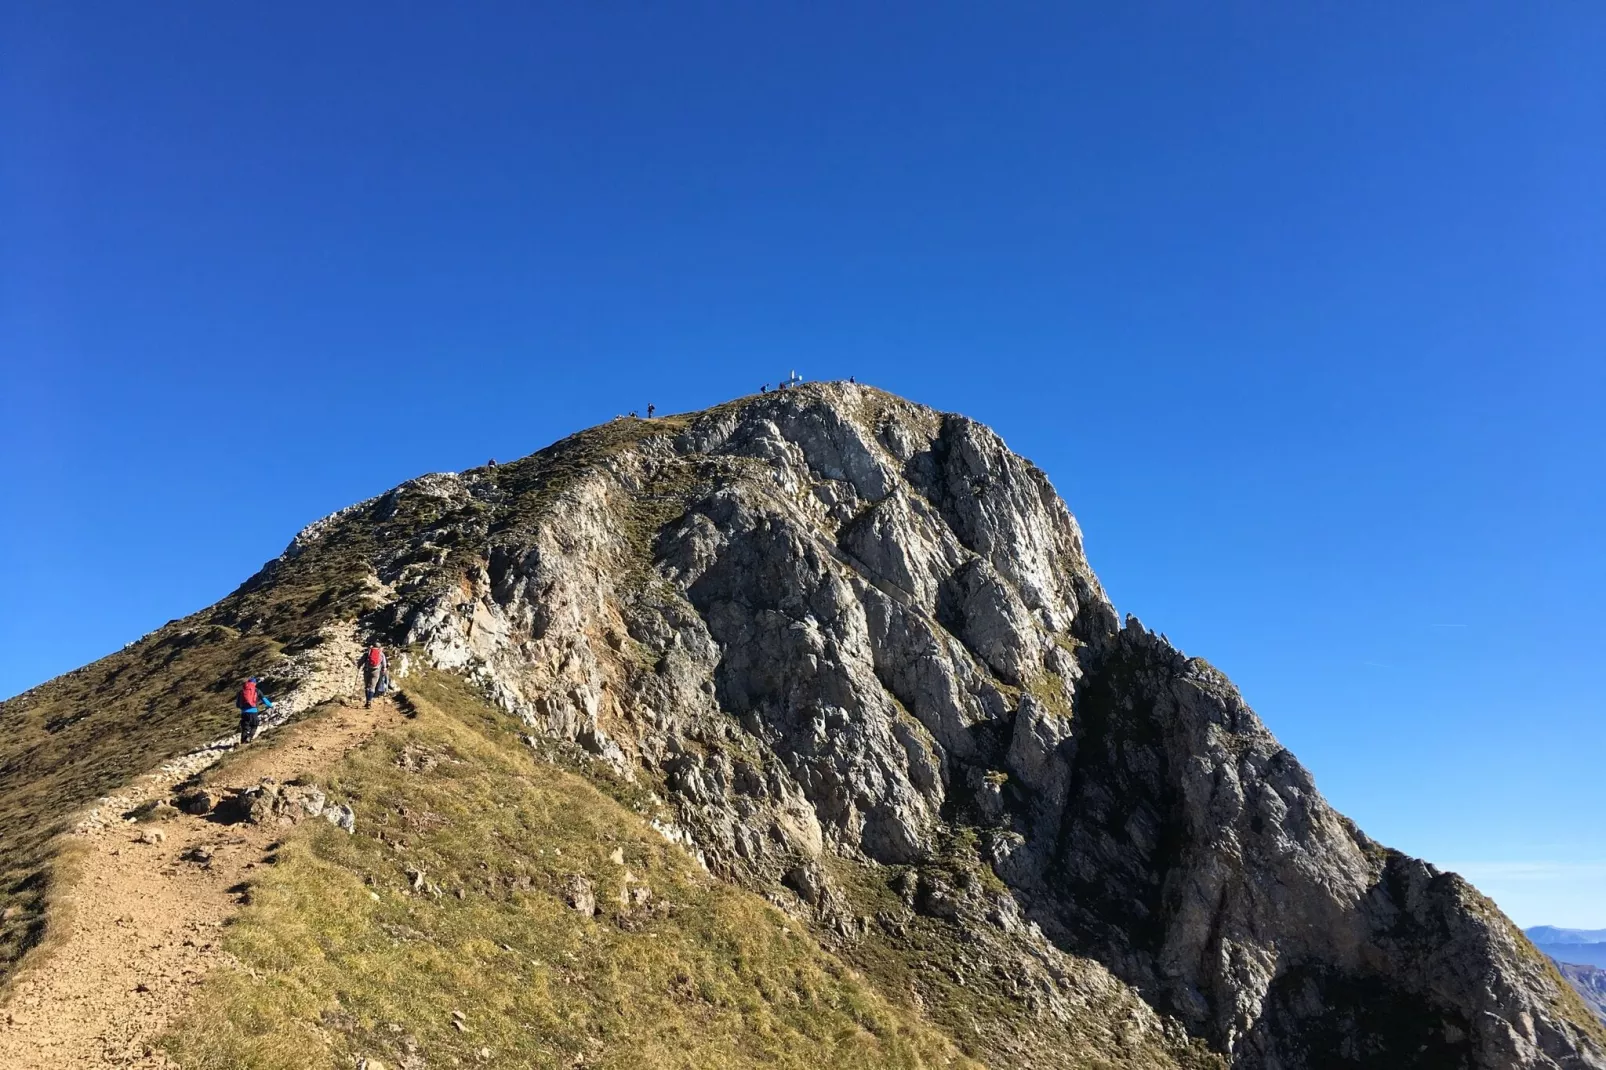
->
[236,677,273,744]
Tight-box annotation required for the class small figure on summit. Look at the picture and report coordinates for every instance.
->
[357,643,389,708]
[647,403,656,418]
[235,676,273,745]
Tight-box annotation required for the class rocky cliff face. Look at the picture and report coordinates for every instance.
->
[172,384,1606,1067]
[1557,964,1606,1025]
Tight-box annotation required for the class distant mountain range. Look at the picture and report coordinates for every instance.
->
[1526,927,1606,1022]
[1557,963,1606,1024]
[1528,927,1606,969]
[1530,927,1606,946]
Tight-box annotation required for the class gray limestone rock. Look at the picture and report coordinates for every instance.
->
[226,780,339,828]
[317,382,1601,1070]
[175,789,216,816]
[323,804,357,833]
[563,875,597,916]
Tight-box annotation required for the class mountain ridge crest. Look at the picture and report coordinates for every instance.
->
[3,382,1602,1069]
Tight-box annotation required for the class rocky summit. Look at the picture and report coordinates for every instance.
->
[3,382,1603,1070]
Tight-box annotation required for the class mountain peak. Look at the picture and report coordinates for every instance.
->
[3,386,1602,1068]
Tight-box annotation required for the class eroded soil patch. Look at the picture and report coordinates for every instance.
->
[0,700,402,1069]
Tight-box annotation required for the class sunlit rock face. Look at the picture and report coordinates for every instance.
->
[293,382,1604,1069]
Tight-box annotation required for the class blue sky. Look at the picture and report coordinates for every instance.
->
[3,3,1601,926]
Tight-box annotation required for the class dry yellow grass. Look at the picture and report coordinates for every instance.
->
[162,672,978,1070]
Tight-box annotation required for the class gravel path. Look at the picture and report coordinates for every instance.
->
[0,699,402,1069]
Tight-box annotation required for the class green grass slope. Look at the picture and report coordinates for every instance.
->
[162,671,978,1070]
[0,404,723,989]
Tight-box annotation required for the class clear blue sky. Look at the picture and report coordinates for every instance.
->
[3,3,1601,926]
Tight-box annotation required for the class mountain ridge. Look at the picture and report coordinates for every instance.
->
[1530,930,1606,946]
[2,383,1602,1069]
[1532,928,1606,970]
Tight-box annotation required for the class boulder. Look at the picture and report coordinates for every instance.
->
[562,875,597,916]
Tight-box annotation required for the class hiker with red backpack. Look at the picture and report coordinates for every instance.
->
[236,676,273,744]
[357,643,389,708]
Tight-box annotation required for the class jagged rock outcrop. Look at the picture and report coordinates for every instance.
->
[210,384,1606,1067]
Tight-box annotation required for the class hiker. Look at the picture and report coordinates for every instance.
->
[358,643,389,708]
[647,404,655,418]
[236,676,272,744]
[760,384,768,393]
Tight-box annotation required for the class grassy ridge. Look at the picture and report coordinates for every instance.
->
[0,622,261,975]
[0,408,713,990]
[163,672,976,1070]
[0,497,397,987]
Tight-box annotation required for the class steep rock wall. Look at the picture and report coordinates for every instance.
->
[308,383,1603,1069]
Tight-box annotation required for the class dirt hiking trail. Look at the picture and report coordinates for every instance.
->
[0,699,404,1069]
